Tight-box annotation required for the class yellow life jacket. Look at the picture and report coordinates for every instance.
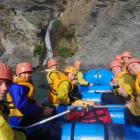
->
[0,106,14,140]
[14,78,35,98]
[0,104,26,140]
[135,71,140,95]
[47,70,74,105]
[115,71,127,81]
[7,78,35,117]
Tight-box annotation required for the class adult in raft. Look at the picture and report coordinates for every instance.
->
[125,58,140,125]
[46,58,94,107]
[7,62,53,127]
[114,54,123,64]
[101,60,135,104]
[121,51,133,71]
[73,60,93,86]
[0,63,26,140]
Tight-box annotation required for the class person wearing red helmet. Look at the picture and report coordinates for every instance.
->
[121,51,133,64]
[47,58,58,70]
[8,62,53,128]
[115,54,123,64]
[124,58,140,125]
[0,63,26,140]
[101,60,135,104]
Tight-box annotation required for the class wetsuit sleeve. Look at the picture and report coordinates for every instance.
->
[77,71,88,85]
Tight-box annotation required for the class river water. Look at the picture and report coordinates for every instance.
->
[32,72,49,101]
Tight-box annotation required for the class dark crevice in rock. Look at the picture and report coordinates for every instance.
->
[25,5,54,12]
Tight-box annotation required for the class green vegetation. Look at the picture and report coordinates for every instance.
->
[53,20,75,40]
[53,20,63,32]
[55,47,75,58]
[33,40,46,57]
[51,20,77,58]
[64,25,75,40]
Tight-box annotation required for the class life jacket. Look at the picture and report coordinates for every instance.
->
[115,71,128,81]
[76,70,88,86]
[14,78,35,98]
[135,72,140,95]
[0,102,14,140]
[114,71,135,96]
[47,70,74,106]
[66,107,112,123]
[7,78,35,117]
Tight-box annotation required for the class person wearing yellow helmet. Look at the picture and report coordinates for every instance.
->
[47,64,94,107]
[73,61,93,86]
[64,66,95,107]
[47,65,75,106]
[0,63,26,140]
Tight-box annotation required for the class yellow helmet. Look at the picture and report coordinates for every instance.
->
[64,66,77,75]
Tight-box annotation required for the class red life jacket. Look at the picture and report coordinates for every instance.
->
[66,107,112,123]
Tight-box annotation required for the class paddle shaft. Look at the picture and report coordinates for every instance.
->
[25,107,74,129]
[88,90,113,93]
[93,105,127,108]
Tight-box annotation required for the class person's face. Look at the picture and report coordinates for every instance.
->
[128,62,140,76]
[68,73,75,81]
[19,72,32,82]
[112,67,122,75]
[74,63,81,70]
[50,64,57,70]
[122,57,130,64]
[0,80,11,100]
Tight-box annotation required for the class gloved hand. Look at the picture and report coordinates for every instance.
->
[118,86,128,97]
[88,83,93,86]
[72,100,95,107]
[43,106,54,117]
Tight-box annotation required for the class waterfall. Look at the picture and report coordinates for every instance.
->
[43,20,54,66]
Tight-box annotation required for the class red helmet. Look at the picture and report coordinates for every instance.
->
[0,63,13,81]
[16,62,32,76]
[115,54,122,60]
[47,58,57,68]
[110,60,122,69]
[125,58,140,68]
[122,51,132,58]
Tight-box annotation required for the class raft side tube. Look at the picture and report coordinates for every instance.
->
[61,123,140,140]
[61,123,105,140]
[108,106,125,124]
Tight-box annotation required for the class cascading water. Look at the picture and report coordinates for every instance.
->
[43,20,54,66]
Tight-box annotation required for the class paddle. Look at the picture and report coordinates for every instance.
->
[24,106,77,129]
[25,104,126,129]
[88,90,113,93]
[11,103,127,131]
[93,105,127,108]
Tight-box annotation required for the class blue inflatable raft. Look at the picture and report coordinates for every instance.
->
[11,68,140,140]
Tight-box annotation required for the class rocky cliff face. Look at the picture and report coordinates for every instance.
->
[60,0,140,69]
[0,0,140,70]
[0,0,62,69]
